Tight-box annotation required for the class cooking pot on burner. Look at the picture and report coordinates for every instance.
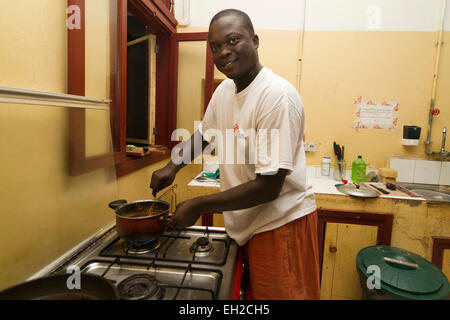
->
[109,199,172,243]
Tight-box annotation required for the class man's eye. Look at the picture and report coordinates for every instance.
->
[229,37,239,45]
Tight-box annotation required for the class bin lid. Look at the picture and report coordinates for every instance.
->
[357,245,449,297]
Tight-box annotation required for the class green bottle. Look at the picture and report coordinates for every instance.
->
[351,155,366,182]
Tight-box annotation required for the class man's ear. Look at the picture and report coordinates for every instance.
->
[253,34,259,49]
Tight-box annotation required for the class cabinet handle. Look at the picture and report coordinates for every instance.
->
[329,245,337,253]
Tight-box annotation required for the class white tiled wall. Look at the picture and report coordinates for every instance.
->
[389,158,450,185]
[414,160,441,184]
[390,158,416,183]
[307,161,450,185]
[440,162,450,185]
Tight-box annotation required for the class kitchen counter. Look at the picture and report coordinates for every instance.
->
[188,172,425,201]
[308,177,425,201]
[187,173,220,188]
[187,171,449,262]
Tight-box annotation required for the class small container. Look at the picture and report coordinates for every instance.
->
[379,167,397,184]
[333,160,346,181]
[403,125,421,146]
[322,157,331,177]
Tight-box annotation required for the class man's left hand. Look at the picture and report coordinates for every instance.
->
[167,199,202,229]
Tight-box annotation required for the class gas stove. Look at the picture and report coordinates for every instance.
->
[45,225,242,300]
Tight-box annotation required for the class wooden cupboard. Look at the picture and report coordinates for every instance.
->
[318,210,393,300]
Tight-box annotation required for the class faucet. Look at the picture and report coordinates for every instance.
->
[439,127,449,158]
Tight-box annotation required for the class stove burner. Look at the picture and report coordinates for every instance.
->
[117,274,164,300]
[126,238,161,255]
[190,236,214,257]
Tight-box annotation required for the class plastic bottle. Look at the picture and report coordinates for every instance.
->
[321,157,331,177]
[351,155,367,182]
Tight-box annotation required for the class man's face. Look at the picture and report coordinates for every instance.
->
[208,15,259,80]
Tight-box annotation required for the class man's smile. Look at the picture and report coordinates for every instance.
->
[221,60,237,69]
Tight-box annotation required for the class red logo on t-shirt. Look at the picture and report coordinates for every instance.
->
[233,123,240,134]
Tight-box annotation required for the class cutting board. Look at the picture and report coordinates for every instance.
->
[126,146,166,157]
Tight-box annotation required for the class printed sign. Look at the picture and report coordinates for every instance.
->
[353,96,399,131]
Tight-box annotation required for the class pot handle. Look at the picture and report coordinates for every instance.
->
[108,200,127,210]
[159,212,173,224]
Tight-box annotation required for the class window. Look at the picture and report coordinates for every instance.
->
[68,0,215,177]
[68,0,177,177]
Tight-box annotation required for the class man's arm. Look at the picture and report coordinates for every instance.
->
[168,169,288,228]
[197,169,288,213]
[169,129,209,173]
[150,130,209,196]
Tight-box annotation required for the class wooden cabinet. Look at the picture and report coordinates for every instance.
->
[318,210,393,300]
[161,0,174,15]
[443,249,450,280]
[432,237,450,280]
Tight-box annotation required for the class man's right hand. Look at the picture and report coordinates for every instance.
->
[150,164,177,197]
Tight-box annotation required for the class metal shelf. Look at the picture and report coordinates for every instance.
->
[0,85,110,110]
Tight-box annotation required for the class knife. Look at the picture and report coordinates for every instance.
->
[368,184,390,194]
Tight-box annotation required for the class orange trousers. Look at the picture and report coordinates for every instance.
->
[244,210,321,300]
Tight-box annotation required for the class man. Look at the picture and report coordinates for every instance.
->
[150,9,320,300]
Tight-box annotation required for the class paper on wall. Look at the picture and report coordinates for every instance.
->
[353,97,399,131]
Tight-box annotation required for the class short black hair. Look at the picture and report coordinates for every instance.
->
[209,9,255,37]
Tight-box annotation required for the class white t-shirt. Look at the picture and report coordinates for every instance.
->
[200,67,316,246]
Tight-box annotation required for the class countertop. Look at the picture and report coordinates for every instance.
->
[188,172,425,201]
[308,177,425,201]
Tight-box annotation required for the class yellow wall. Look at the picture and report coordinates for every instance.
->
[0,103,118,291]
[434,31,450,149]
[0,0,67,93]
[0,0,119,291]
[176,41,206,134]
[85,0,112,156]
[300,30,446,169]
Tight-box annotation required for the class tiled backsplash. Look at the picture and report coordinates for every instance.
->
[307,166,351,181]
[389,158,450,185]
[306,160,450,185]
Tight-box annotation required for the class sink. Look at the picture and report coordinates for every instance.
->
[397,183,450,204]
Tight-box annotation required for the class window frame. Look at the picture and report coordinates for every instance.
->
[68,0,214,177]
[68,0,176,177]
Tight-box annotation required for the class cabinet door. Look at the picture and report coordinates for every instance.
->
[443,249,450,281]
[320,223,378,300]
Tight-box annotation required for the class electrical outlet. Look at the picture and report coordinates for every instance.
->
[304,142,317,152]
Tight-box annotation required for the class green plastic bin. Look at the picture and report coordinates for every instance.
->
[356,245,450,300]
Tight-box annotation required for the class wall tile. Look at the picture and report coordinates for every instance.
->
[439,162,450,185]
[414,160,441,184]
[307,166,316,178]
[390,158,415,183]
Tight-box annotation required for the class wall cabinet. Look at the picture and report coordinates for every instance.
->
[318,210,393,300]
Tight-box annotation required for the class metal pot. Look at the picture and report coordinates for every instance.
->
[109,199,171,243]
